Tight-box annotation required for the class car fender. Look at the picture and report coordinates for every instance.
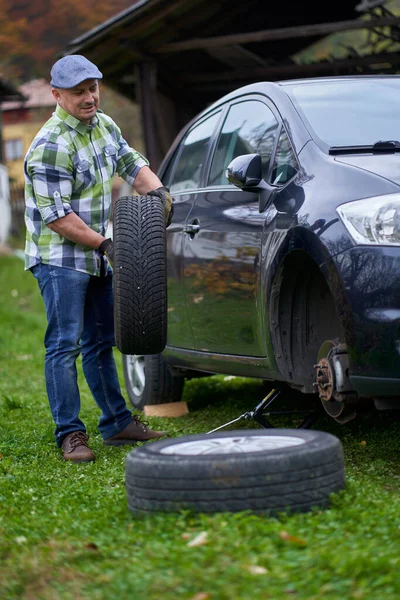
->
[260,223,354,390]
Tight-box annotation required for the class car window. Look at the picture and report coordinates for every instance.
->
[285,79,400,147]
[161,144,180,187]
[208,100,279,186]
[165,111,221,192]
[270,129,299,185]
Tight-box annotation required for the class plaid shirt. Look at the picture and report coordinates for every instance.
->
[24,104,149,275]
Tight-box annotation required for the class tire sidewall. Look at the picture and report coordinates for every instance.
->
[127,428,344,475]
[125,429,345,515]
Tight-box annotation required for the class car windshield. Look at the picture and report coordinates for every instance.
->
[285,78,400,148]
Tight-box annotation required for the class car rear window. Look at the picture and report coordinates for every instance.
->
[285,79,400,148]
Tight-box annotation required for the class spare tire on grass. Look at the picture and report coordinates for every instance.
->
[113,195,167,355]
[125,428,345,515]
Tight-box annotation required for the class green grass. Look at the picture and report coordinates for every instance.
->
[0,255,399,600]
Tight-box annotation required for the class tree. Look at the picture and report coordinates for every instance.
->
[0,0,134,82]
[0,0,31,80]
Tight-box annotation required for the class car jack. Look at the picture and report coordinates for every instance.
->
[207,388,322,434]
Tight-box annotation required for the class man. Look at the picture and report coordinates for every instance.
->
[24,55,173,463]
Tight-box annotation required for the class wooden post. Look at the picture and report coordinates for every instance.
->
[135,62,161,170]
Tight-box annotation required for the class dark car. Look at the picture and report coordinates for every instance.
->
[122,75,400,424]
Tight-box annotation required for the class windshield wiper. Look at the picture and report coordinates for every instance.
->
[329,140,400,155]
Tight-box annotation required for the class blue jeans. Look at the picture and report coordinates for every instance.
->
[31,263,133,447]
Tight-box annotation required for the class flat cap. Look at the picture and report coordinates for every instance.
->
[50,55,103,89]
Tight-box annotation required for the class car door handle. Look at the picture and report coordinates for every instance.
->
[183,223,200,234]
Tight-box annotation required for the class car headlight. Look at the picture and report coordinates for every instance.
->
[336,194,400,246]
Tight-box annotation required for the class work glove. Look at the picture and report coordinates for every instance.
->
[148,186,174,227]
[98,238,114,268]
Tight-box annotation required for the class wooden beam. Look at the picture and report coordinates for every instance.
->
[135,62,160,168]
[176,51,400,83]
[151,16,400,54]
[206,45,267,68]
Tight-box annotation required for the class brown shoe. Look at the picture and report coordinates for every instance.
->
[103,416,167,446]
[61,431,95,463]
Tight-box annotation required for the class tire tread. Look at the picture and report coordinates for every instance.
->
[114,196,167,355]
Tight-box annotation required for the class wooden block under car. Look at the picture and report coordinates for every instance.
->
[144,402,189,418]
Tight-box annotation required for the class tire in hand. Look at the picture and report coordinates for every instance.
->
[113,195,167,355]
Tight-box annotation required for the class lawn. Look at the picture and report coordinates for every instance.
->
[0,254,399,600]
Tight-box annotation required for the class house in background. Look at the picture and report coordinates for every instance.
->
[0,74,24,246]
[1,79,55,236]
[2,79,55,188]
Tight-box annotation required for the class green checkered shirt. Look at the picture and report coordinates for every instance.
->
[24,104,149,275]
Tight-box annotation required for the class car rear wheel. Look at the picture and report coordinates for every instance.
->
[125,428,346,515]
[113,195,167,355]
[122,353,184,410]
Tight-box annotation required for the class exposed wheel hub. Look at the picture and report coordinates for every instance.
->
[314,341,358,424]
[315,357,333,401]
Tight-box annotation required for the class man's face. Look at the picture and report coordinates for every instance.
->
[52,79,100,124]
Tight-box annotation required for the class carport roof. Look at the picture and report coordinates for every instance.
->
[63,0,400,105]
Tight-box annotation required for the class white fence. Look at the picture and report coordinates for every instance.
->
[0,164,11,244]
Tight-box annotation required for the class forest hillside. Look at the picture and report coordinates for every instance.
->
[0,1,144,149]
[0,0,134,82]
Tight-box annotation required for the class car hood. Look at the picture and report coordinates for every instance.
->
[334,154,400,187]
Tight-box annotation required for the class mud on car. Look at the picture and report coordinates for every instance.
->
[114,75,400,425]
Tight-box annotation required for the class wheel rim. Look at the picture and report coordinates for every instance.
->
[160,435,306,455]
[125,355,145,398]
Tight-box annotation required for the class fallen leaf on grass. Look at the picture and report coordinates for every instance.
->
[85,542,99,551]
[187,531,208,547]
[190,593,211,600]
[246,565,268,575]
[279,531,307,546]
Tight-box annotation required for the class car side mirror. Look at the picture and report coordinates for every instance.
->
[226,153,277,212]
[226,153,263,187]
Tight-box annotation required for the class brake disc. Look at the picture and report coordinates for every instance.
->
[314,340,358,424]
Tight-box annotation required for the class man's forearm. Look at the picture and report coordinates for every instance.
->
[47,212,105,249]
[134,166,163,195]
